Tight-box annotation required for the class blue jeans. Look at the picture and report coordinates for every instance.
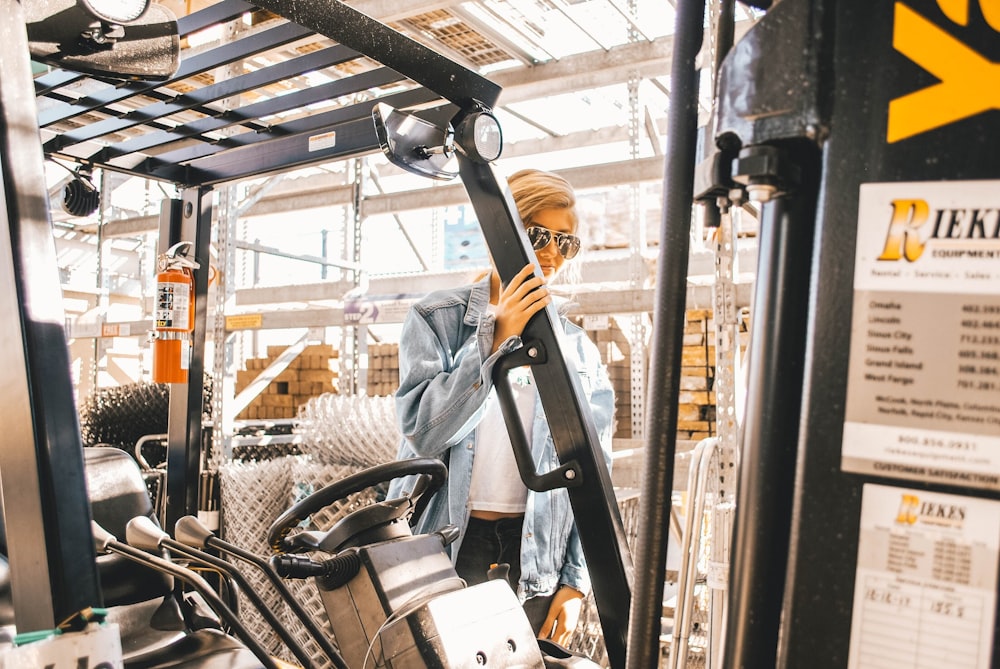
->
[455,516,554,636]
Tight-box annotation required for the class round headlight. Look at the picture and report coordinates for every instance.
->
[455,111,503,163]
[81,0,151,23]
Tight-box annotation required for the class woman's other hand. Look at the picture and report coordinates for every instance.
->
[539,585,584,646]
[491,264,550,354]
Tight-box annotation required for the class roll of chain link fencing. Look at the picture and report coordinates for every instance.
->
[219,394,400,668]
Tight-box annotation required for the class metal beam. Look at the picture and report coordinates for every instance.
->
[361,156,664,216]
[78,214,159,237]
[82,153,664,236]
[67,241,757,335]
[458,155,633,668]
[350,0,463,23]
[228,182,356,218]
[0,0,102,630]
[236,277,426,306]
[160,190,214,532]
[236,239,362,272]
[73,280,753,334]
[489,24,750,105]
[229,247,756,306]
[502,121,663,157]
[490,37,674,104]
[117,88,441,185]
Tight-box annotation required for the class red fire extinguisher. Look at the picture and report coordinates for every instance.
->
[151,241,200,384]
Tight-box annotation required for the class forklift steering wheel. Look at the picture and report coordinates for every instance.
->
[266,458,447,554]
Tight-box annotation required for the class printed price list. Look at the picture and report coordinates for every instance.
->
[931,538,972,583]
[957,303,1000,392]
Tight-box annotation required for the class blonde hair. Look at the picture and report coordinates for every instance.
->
[508,169,578,232]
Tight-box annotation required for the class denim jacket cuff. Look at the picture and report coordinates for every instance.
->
[476,312,521,382]
[559,564,591,596]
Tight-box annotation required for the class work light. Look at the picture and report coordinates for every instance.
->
[454,109,503,163]
[25,0,179,80]
[81,0,151,23]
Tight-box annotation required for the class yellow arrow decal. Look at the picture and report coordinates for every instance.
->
[888,2,1000,143]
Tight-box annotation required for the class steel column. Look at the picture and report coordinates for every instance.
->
[0,0,101,631]
[626,0,706,665]
[723,147,820,669]
[159,189,214,532]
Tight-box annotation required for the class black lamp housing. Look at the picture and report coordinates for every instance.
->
[61,166,100,218]
[25,0,180,80]
[453,109,503,163]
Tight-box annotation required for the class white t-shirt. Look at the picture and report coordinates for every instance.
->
[468,367,535,513]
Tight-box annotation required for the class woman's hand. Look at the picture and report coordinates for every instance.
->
[539,585,584,646]
[491,264,550,354]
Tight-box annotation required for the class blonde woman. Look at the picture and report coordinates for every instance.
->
[388,169,614,645]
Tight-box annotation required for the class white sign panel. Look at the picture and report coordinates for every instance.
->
[843,181,1000,491]
[848,484,999,669]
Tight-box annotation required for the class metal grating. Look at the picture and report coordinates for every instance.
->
[399,10,514,68]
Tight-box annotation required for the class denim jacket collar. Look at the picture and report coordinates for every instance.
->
[464,274,493,327]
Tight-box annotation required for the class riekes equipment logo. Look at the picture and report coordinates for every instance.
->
[895,493,967,528]
[888,1,1000,143]
[876,197,1000,262]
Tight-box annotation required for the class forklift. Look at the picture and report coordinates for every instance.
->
[0,0,997,668]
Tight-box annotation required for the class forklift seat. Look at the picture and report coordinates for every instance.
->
[0,446,264,668]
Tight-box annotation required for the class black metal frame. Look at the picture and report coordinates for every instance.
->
[461,157,634,666]
[707,1,1000,668]
[0,0,102,631]
[5,0,635,663]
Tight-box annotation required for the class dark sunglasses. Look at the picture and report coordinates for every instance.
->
[525,225,581,260]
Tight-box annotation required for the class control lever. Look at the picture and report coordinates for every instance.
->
[91,521,279,669]
[434,524,461,547]
[127,516,317,669]
[174,514,348,669]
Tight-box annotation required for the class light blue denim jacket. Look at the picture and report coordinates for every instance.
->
[386,275,615,601]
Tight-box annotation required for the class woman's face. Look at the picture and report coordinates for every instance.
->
[527,207,576,279]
